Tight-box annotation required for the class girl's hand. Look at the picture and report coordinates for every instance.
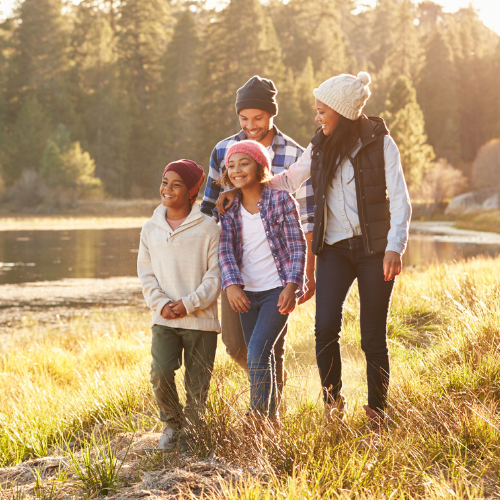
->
[161,303,177,319]
[170,299,187,318]
[216,188,239,216]
[227,285,250,313]
[383,250,402,281]
[278,283,298,315]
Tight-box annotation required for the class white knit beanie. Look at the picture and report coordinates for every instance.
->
[313,72,371,120]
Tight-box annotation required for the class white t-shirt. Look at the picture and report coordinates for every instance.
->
[240,205,282,292]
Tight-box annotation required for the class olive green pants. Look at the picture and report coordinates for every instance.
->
[220,290,287,399]
[150,325,218,430]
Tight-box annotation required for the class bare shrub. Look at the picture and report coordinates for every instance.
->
[4,169,49,211]
[411,158,466,216]
[472,139,500,191]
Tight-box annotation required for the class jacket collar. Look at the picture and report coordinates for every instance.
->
[309,115,389,151]
[230,184,271,214]
[151,202,203,234]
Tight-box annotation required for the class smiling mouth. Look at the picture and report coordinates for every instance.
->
[231,176,246,181]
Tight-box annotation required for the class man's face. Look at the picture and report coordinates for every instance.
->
[238,109,274,143]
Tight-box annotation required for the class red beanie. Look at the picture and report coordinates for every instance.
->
[224,140,271,171]
[163,160,206,204]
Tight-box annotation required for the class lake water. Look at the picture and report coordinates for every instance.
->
[0,225,499,285]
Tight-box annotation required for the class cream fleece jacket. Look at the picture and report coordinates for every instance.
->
[137,203,221,332]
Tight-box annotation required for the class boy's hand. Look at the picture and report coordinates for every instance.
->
[170,300,187,318]
[227,285,250,313]
[161,303,177,319]
[278,283,298,315]
[216,188,239,216]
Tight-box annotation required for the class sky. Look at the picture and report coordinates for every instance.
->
[0,0,499,34]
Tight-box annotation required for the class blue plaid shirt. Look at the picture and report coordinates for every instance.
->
[201,126,315,234]
[219,185,307,297]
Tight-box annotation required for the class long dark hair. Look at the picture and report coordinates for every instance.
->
[313,115,360,184]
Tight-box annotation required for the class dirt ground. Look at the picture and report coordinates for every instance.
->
[0,432,262,500]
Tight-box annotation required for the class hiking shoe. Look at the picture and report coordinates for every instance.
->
[325,395,347,424]
[158,424,179,452]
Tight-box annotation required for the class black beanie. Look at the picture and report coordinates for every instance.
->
[235,76,278,116]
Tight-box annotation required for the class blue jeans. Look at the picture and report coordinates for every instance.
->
[315,236,395,413]
[239,287,288,417]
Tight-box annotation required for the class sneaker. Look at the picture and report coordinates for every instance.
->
[363,404,384,434]
[325,396,346,424]
[158,424,179,452]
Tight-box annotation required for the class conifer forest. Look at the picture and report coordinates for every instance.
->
[0,0,499,202]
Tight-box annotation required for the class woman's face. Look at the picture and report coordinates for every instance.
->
[315,98,340,136]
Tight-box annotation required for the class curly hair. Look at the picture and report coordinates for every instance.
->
[218,161,273,188]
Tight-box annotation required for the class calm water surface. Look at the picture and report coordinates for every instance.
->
[0,227,499,285]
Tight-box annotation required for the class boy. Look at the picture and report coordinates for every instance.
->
[137,159,221,452]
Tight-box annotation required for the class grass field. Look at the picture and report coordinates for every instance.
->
[1,257,499,498]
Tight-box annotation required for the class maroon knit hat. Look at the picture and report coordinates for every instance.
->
[163,160,205,204]
[224,140,271,171]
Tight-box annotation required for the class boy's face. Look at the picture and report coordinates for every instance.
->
[238,109,274,143]
[160,171,191,209]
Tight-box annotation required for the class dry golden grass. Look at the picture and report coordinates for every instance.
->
[1,256,500,498]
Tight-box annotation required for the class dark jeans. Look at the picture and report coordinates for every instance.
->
[150,325,218,429]
[239,287,288,417]
[315,236,395,413]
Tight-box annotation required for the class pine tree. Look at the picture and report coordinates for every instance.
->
[271,0,348,80]
[370,0,399,72]
[155,10,202,167]
[1,96,52,184]
[200,0,285,157]
[418,29,460,164]
[116,0,174,196]
[72,3,128,196]
[383,76,435,188]
[7,0,72,126]
[383,0,421,82]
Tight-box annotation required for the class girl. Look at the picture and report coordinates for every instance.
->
[217,73,412,429]
[218,140,307,420]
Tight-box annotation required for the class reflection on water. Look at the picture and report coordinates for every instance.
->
[0,228,499,285]
[0,228,141,284]
[404,236,500,269]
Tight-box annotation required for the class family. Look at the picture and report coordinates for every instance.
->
[137,71,412,452]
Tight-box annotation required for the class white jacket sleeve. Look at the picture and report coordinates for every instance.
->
[181,228,222,315]
[384,136,412,255]
[267,143,313,193]
[137,229,172,316]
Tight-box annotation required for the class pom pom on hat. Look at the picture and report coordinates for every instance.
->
[357,71,371,86]
[313,71,372,120]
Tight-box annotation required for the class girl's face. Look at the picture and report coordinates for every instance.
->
[160,170,191,209]
[315,98,340,136]
[227,153,260,189]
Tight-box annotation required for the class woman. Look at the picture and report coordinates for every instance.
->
[217,72,411,428]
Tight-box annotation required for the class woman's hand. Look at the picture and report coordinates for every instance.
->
[278,283,298,314]
[226,285,250,313]
[170,299,187,318]
[216,188,239,216]
[161,303,177,319]
[383,250,402,281]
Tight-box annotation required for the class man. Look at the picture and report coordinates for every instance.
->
[201,75,315,404]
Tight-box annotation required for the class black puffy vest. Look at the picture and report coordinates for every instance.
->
[310,115,390,256]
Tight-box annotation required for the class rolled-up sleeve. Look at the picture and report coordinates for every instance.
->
[384,136,412,255]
